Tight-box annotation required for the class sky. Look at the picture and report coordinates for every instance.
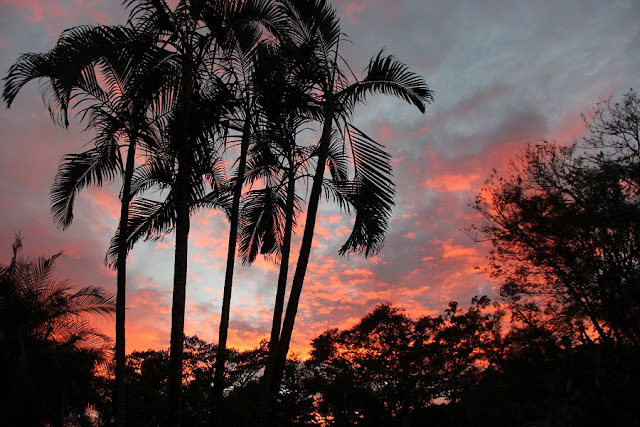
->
[0,0,639,357]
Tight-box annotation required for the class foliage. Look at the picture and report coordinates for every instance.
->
[303,297,502,425]
[0,236,115,426]
[94,335,267,425]
[462,89,640,426]
[470,90,640,348]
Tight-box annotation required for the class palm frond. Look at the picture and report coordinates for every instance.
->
[3,25,134,126]
[339,50,433,114]
[50,146,121,229]
[238,187,287,264]
[199,183,235,218]
[322,178,352,214]
[67,285,117,318]
[280,0,341,56]
[336,125,395,256]
[326,129,349,183]
[106,197,176,268]
[1,238,115,351]
[130,155,174,196]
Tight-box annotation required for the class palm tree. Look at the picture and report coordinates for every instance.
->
[110,2,282,424]
[203,7,290,422]
[0,236,115,426]
[240,38,324,425]
[112,3,224,424]
[260,0,432,422]
[2,22,177,425]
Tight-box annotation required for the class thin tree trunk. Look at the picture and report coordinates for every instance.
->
[265,104,334,420]
[257,149,296,427]
[270,154,297,349]
[167,182,190,427]
[114,133,137,427]
[167,53,193,427]
[210,116,251,427]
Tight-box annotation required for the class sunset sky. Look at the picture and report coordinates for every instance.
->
[1,0,639,356]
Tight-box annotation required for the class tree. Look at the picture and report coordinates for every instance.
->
[94,336,268,425]
[305,298,502,425]
[470,89,640,348]
[205,4,286,421]
[240,30,322,426]
[0,236,115,426]
[416,296,503,404]
[103,2,282,424]
[2,22,178,425]
[262,1,432,421]
[582,89,640,160]
[106,2,225,423]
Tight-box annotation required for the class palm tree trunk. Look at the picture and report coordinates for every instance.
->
[114,133,137,427]
[210,115,251,427]
[168,54,193,427]
[167,180,190,427]
[257,150,296,426]
[270,154,297,348]
[265,104,334,421]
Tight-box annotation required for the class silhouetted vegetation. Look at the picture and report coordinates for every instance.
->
[0,236,115,426]
[90,298,638,425]
[3,1,430,424]
[464,89,640,426]
[470,90,640,349]
[3,0,639,423]
[97,90,640,425]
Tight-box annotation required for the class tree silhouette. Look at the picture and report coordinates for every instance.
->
[304,298,502,425]
[204,3,286,420]
[2,22,178,424]
[463,89,640,426]
[470,92,640,347]
[102,2,228,423]
[261,1,432,422]
[0,236,115,426]
[99,2,283,424]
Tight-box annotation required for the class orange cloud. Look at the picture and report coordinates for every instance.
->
[423,173,482,192]
[125,288,171,352]
[155,241,169,250]
[441,241,478,259]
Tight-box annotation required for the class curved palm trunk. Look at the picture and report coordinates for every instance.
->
[270,152,297,348]
[265,104,334,422]
[210,116,251,427]
[257,148,296,426]
[114,133,137,427]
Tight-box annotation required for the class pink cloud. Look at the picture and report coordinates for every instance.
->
[125,288,172,352]
[155,241,169,250]
[339,0,369,23]
[88,189,121,221]
[411,123,432,137]
[376,121,393,142]
[3,0,46,23]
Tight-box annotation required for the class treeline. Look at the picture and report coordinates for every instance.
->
[95,297,638,425]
